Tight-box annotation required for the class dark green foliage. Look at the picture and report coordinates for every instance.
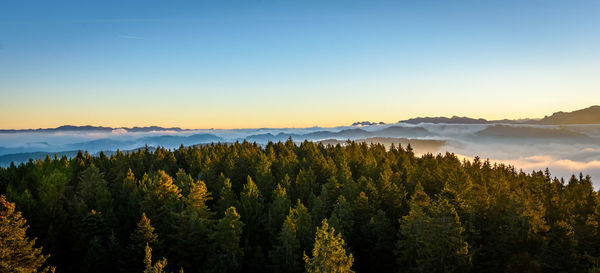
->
[0,141,599,272]
[269,214,302,273]
[0,195,54,273]
[144,243,168,273]
[396,190,470,273]
[266,183,291,246]
[206,207,244,273]
[303,219,354,273]
[125,213,159,273]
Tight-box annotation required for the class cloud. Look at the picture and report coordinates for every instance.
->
[454,153,600,187]
[553,159,600,172]
[1,123,599,187]
[112,128,128,135]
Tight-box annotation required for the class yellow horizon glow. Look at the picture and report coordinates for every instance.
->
[0,103,594,130]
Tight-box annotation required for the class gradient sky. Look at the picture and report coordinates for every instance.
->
[1,0,599,129]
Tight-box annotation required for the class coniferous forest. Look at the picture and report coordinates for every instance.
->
[2,140,600,273]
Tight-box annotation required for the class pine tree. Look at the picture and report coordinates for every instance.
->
[113,168,141,243]
[267,183,291,246]
[144,243,168,273]
[290,200,314,254]
[131,213,159,249]
[254,153,275,201]
[541,221,578,272]
[77,165,113,215]
[239,176,262,239]
[362,210,395,272]
[206,207,244,273]
[238,176,266,270]
[216,177,237,215]
[0,195,54,273]
[396,195,469,273]
[184,180,212,220]
[329,196,354,241]
[173,169,194,197]
[270,211,302,273]
[170,181,213,271]
[303,219,354,273]
[140,171,182,252]
[126,213,159,273]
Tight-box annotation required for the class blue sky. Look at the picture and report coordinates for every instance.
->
[1,0,599,129]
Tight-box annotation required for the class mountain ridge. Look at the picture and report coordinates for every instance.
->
[538,105,600,125]
[0,125,186,133]
[395,105,599,125]
[1,106,598,133]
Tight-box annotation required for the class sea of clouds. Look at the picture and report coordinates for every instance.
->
[1,123,599,187]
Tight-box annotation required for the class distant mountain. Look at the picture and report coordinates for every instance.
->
[0,125,185,133]
[125,126,185,132]
[0,151,80,166]
[352,121,386,126]
[375,126,434,137]
[398,106,600,125]
[0,125,113,133]
[538,105,600,125]
[66,139,137,152]
[1,106,598,134]
[245,133,297,143]
[305,128,373,139]
[400,116,490,124]
[64,133,223,152]
[244,126,436,143]
[140,134,223,148]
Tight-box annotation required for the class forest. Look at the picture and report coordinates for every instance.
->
[1,139,600,273]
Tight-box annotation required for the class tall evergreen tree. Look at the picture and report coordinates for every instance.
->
[170,180,213,271]
[216,177,237,216]
[396,194,469,273]
[144,243,168,273]
[206,207,244,273]
[0,195,54,273]
[303,219,354,273]
[126,213,159,273]
[267,183,291,246]
[270,209,303,273]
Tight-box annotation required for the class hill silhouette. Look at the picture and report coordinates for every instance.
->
[539,105,600,125]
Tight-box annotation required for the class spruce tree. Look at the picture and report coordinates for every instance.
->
[0,195,54,273]
[396,195,469,273]
[303,219,354,273]
[267,183,291,246]
[270,210,302,273]
[206,207,244,273]
[216,177,237,215]
[144,243,168,273]
[126,213,159,273]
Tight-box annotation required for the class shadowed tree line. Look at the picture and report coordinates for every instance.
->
[1,139,600,272]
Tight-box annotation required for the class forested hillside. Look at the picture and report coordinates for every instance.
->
[1,140,599,273]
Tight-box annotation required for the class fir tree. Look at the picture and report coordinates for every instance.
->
[126,213,159,273]
[0,195,54,273]
[144,243,168,273]
[269,209,303,273]
[303,219,354,273]
[206,207,244,273]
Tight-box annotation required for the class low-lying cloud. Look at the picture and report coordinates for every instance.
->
[1,123,599,187]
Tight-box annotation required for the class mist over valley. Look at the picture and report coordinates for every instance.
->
[2,106,599,186]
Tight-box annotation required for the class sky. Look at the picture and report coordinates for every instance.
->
[1,0,599,129]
